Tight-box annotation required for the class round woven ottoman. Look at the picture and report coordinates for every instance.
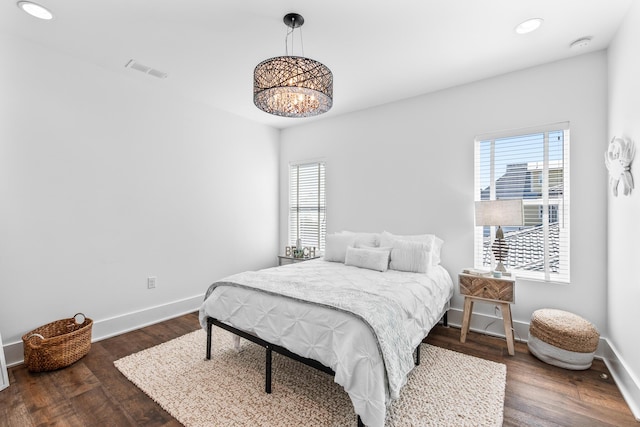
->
[528,309,599,370]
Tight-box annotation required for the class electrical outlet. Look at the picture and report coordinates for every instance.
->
[147,276,157,289]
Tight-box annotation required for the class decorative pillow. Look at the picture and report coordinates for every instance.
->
[344,246,390,272]
[388,239,430,273]
[430,235,444,264]
[380,231,444,265]
[338,231,380,247]
[324,233,357,262]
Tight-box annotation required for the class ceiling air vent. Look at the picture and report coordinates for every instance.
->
[125,59,168,79]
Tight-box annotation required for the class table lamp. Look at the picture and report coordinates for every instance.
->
[475,199,524,273]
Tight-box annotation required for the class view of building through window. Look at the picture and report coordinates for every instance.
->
[474,125,570,282]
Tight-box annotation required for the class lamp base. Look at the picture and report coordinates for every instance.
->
[492,234,509,274]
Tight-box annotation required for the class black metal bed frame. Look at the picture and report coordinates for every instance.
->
[206,311,448,427]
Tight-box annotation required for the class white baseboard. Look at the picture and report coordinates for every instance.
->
[600,338,640,421]
[447,307,640,421]
[446,306,531,344]
[3,294,204,367]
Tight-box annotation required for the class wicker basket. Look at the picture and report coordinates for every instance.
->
[22,313,92,372]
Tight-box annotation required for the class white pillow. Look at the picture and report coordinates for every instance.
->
[380,231,443,265]
[324,233,357,262]
[388,239,430,273]
[344,246,390,272]
[338,231,380,247]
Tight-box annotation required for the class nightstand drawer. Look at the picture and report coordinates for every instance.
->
[459,274,514,302]
[278,255,320,266]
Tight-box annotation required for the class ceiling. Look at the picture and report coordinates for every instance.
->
[1,0,632,129]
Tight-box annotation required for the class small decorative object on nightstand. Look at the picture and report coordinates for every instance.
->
[284,245,316,259]
[459,272,516,356]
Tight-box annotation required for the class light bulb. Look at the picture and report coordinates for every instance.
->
[17,1,53,20]
[515,18,543,35]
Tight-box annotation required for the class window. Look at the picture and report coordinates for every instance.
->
[289,161,326,251]
[474,123,570,283]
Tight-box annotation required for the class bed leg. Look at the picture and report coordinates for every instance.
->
[415,344,421,366]
[206,319,212,360]
[265,346,272,394]
[442,311,449,327]
[357,415,364,427]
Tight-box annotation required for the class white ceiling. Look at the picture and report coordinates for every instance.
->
[1,0,632,129]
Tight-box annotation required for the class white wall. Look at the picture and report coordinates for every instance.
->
[0,33,280,365]
[280,52,609,343]
[607,1,640,419]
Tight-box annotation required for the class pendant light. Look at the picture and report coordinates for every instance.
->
[253,13,333,118]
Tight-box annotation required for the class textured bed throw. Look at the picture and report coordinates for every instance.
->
[115,328,507,427]
[202,269,415,400]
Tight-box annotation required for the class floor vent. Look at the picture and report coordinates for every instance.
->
[125,59,168,79]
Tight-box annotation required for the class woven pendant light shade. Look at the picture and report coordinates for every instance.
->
[253,13,333,118]
[254,56,333,117]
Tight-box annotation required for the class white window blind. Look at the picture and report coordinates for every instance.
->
[474,123,570,283]
[289,162,326,251]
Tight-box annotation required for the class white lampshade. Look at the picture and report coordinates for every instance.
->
[475,200,524,227]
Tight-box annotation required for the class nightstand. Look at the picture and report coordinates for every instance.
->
[459,273,516,356]
[278,255,320,266]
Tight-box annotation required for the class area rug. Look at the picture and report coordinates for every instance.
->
[114,328,506,426]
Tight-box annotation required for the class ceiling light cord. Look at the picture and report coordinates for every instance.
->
[284,15,304,57]
[284,22,292,55]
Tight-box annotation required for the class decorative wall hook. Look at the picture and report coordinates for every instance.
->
[605,136,635,197]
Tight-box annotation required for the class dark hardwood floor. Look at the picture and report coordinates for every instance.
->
[1,312,637,426]
[425,325,637,427]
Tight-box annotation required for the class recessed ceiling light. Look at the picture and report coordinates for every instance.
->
[515,18,543,35]
[17,1,53,20]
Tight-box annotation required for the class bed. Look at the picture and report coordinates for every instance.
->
[199,231,454,427]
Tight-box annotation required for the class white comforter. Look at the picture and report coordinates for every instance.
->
[199,259,453,427]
